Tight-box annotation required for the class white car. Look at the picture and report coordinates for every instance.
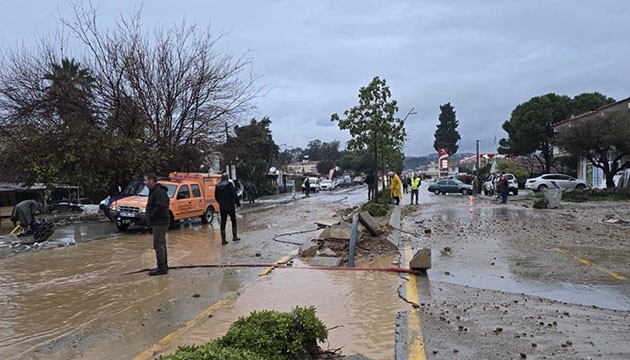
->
[525,174,589,192]
[301,177,321,193]
[320,179,335,191]
[483,173,518,195]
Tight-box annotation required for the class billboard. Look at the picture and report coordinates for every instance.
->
[438,148,449,177]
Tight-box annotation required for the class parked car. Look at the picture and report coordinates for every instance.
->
[334,177,352,188]
[525,174,589,192]
[320,179,335,191]
[428,179,473,195]
[301,177,321,193]
[99,179,144,221]
[352,176,365,185]
[483,173,518,195]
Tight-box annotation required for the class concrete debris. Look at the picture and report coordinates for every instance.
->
[315,218,341,228]
[298,240,320,257]
[409,248,432,270]
[358,211,381,235]
[316,247,337,257]
[311,256,342,267]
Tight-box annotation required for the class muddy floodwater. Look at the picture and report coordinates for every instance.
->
[2,186,630,359]
[0,223,262,359]
[156,258,406,359]
[1,188,398,359]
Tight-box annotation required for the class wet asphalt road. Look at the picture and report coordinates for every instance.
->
[1,183,628,359]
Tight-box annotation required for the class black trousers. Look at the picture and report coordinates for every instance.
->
[410,189,419,204]
[220,209,238,240]
[152,223,169,269]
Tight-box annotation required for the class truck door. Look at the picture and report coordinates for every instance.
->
[174,184,195,219]
[189,183,203,215]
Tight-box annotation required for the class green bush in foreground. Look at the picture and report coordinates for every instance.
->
[160,306,328,360]
[361,201,389,217]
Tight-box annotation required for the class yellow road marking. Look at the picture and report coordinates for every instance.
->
[404,247,427,360]
[133,291,237,360]
[134,255,293,360]
[554,247,626,280]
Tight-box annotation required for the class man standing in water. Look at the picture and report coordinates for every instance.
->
[215,173,242,245]
[145,173,170,276]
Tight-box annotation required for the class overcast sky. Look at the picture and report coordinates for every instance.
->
[2,1,629,156]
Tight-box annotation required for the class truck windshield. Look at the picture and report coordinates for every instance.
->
[136,184,177,198]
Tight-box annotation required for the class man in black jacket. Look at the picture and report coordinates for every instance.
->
[215,173,241,245]
[145,173,170,275]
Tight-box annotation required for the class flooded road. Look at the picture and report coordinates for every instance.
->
[2,184,629,359]
[0,187,376,359]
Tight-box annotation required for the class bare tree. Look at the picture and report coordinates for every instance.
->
[0,2,261,197]
[60,3,261,172]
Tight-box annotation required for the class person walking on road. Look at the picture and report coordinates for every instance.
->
[365,171,376,201]
[498,173,509,204]
[10,199,41,235]
[215,173,242,244]
[145,173,170,276]
[303,177,311,197]
[410,173,421,205]
[245,182,257,204]
[389,171,402,206]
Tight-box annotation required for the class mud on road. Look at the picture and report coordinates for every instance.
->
[401,197,630,359]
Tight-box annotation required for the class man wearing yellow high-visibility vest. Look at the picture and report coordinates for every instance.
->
[410,173,421,205]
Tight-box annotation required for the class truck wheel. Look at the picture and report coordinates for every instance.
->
[116,223,129,231]
[512,188,518,196]
[201,207,214,224]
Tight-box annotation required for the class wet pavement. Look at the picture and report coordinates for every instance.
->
[1,183,629,359]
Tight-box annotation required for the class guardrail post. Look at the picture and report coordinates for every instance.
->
[348,213,359,267]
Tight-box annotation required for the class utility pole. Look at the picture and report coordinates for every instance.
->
[476,139,480,176]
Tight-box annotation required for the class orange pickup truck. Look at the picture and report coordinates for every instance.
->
[110,172,222,231]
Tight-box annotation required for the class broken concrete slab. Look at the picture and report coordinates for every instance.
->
[409,248,432,270]
[311,256,342,267]
[329,222,352,240]
[318,227,331,239]
[298,240,320,257]
[316,247,337,257]
[315,218,341,228]
[358,211,381,235]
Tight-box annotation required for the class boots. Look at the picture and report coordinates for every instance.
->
[220,231,228,245]
[233,232,240,241]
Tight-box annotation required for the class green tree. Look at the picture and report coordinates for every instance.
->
[433,102,460,155]
[571,92,616,116]
[499,93,616,174]
[555,111,630,188]
[498,93,572,173]
[336,149,372,175]
[220,117,279,190]
[331,76,406,190]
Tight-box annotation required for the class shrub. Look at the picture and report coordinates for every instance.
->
[361,201,389,217]
[533,198,548,209]
[160,342,264,360]
[161,307,327,360]
[376,186,392,204]
[216,306,327,360]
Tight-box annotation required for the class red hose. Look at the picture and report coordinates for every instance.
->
[121,263,418,275]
